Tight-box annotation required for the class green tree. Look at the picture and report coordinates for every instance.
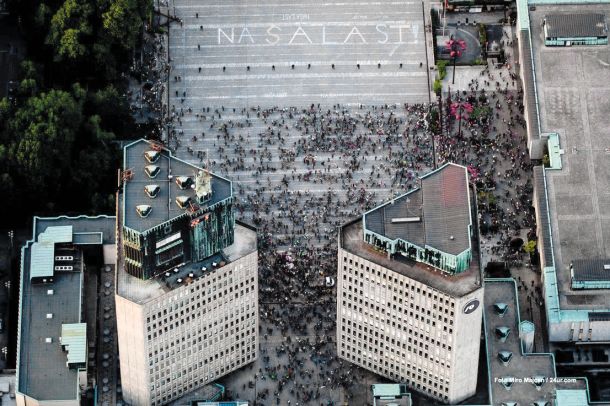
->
[433,79,442,95]
[102,0,143,49]
[523,240,537,254]
[7,89,82,187]
[87,85,130,132]
[47,0,93,60]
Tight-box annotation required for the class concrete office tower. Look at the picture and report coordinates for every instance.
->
[337,163,484,404]
[116,140,258,406]
[16,216,116,406]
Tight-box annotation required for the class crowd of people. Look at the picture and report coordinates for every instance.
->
[126,14,537,405]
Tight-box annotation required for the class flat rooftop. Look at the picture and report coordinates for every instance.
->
[529,4,610,310]
[18,216,115,401]
[483,279,587,406]
[117,222,257,304]
[34,215,116,245]
[365,163,471,256]
[340,218,481,297]
[122,139,232,233]
[168,0,430,107]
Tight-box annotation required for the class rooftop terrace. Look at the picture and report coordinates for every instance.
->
[364,163,471,256]
[116,221,257,304]
[340,218,481,297]
[122,139,232,233]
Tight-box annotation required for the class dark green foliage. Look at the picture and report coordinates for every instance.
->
[0,0,148,225]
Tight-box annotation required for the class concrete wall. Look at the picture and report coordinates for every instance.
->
[337,248,481,404]
[15,394,79,406]
[117,250,259,406]
[115,294,150,406]
[448,287,484,403]
[548,318,610,342]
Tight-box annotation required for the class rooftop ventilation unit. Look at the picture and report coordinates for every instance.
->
[498,350,513,365]
[494,303,508,317]
[175,176,192,190]
[500,376,514,390]
[173,268,179,273]
[47,289,54,295]
[390,217,421,223]
[54,265,74,271]
[144,150,161,163]
[144,184,161,198]
[165,272,171,277]
[46,313,53,319]
[176,196,191,209]
[45,337,53,343]
[144,165,161,179]
[55,256,73,261]
[177,278,182,283]
[136,205,153,218]
[495,326,510,342]
[188,273,194,278]
[201,266,207,272]
[532,375,546,390]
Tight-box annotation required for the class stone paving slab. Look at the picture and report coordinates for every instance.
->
[168,0,431,108]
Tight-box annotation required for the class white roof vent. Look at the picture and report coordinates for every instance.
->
[449,235,455,240]
[144,150,161,163]
[47,289,54,295]
[175,176,192,190]
[45,337,53,343]
[144,184,161,198]
[177,278,182,283]
[176,196,191,209]
[136,205,153,218]
[604,264,610,270]
[46,313,53,319]
[144,165,161,178]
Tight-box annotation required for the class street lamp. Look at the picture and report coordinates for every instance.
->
[445,35,466,85]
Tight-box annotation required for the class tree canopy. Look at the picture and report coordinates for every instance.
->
[0,0,150,225]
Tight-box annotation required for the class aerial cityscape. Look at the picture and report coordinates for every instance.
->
[0,0,609,404]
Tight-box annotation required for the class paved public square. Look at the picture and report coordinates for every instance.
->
[131,0,539,404]
[168,0,431,108]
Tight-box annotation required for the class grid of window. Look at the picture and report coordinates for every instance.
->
[143,257,258,405]
[337,252,456,402]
